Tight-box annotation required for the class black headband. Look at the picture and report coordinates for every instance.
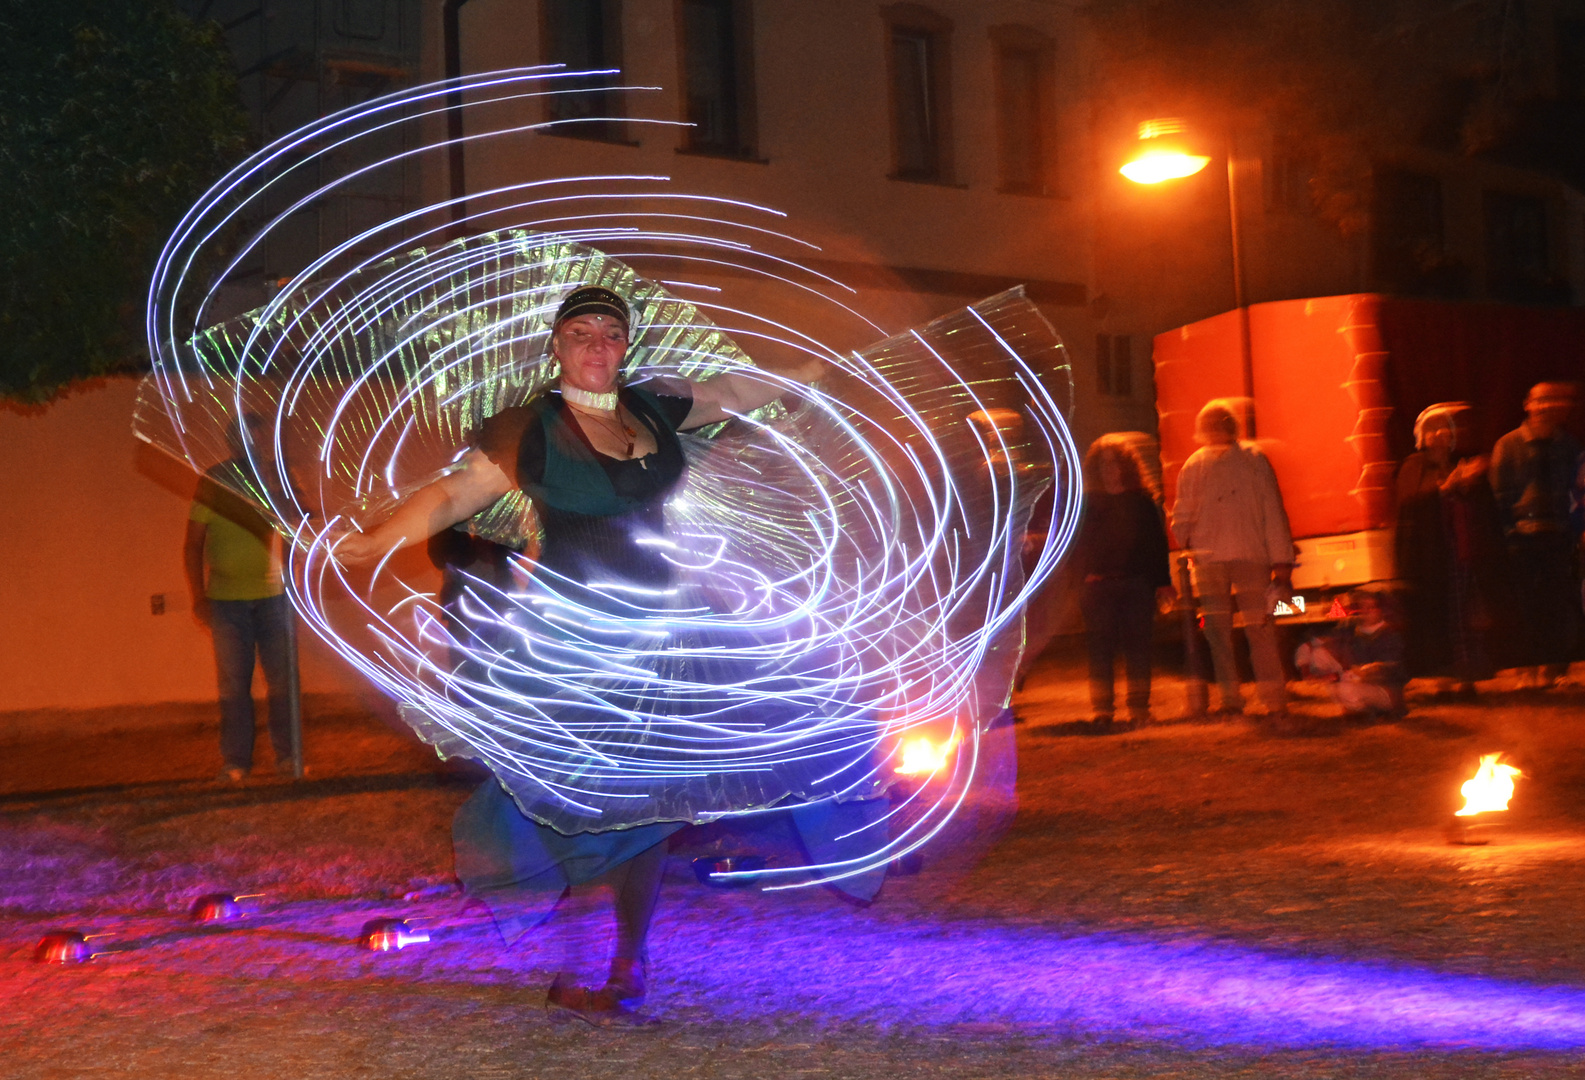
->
[554,285,630,329]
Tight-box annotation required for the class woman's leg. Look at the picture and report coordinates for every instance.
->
[1119,579,1156,722]
[607,840,666,998]
[554,839,667,1012]
[1081,581,1119,721]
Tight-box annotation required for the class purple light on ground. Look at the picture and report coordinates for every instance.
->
[662,908,1585,1050]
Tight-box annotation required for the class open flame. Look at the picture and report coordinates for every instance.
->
[895,735,958,776]
[1455,753,1522,817]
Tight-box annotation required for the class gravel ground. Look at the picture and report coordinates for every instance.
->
[5,653,1585,1078]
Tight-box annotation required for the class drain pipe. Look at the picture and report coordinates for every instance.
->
[442,0,471,235]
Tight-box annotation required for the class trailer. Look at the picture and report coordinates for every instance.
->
[1153,293,1585,614]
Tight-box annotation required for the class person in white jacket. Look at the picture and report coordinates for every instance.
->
[1171,400,1296,716]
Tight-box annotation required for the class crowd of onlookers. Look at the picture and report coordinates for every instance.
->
[1070,381,1584,729]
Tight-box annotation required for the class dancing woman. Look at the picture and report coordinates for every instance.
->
[337,285,823,1023]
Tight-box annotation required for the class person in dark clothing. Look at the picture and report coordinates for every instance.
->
[1393,403,1503,697]
[1489,382,1583,688]
[337,286,828,1025]
[1294,591,1407,718]
[1072,435,1174,728]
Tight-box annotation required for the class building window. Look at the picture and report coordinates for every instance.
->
[542,0,626,142]
[883,5,953,183]
[1096,334,1132,398]
[1371,169,1466,298]
[1484,191,1566,303]
[1265,140,1313,214]
[990,26,1053,195]
[334,0,385,41]
[1557,18,1585,100]
[678,0,757,158]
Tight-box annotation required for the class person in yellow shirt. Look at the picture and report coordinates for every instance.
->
[184,414,300,782]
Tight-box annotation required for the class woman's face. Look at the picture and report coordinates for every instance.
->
[1424,417,1455,460]
[554,313,628,394]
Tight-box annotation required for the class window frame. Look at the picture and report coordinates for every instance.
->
[1370,168,1462,297]
[674,0,761,160]
[988,24,1055,197]
[881,4,955,184]
[1095,333,1133,399]
[1483,189,1559,303]
[540,0,631,144]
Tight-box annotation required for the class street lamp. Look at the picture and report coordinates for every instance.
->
[1120,118,1255,434]
[1119,118,1210,184]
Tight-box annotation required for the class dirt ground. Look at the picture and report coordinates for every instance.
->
[5,649,1585,1078]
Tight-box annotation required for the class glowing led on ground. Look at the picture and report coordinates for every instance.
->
[895,735,958,776]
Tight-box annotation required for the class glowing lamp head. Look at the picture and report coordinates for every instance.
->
[1120,118,1210,184]
[33,931,92,964]
[895,734,958,776]
[359,917,429,952]
[190,892,244,923]
[1455,753,1522,817]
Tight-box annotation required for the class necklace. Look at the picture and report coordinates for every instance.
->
[560,383,619,411]
[566,400,639,459]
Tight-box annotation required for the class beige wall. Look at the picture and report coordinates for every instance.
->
[0,379,366,712]
[435,0,1159,449]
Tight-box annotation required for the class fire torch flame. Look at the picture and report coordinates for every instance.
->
[1455,753,1522,817]
[895,735,958,776]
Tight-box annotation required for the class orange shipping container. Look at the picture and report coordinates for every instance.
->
[1154,294,1585,592]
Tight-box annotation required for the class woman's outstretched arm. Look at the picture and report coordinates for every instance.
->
[680,357,826,429]
[335,449,514,565]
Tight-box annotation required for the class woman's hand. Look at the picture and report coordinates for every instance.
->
[331,528,389,567]
[783,357,827,386]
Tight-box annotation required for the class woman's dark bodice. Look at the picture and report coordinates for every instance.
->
[476,384,693,588]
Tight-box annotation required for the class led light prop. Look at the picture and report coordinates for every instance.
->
[359,917,430,952]
[33,931,93,964]
[136,69,1082,887]
[189,892,259,923]
[895,735,958,776]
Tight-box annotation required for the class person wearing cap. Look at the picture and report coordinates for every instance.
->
[1393,403,1503,697]
[1489,382,1584,687]
[336,284,823,1024]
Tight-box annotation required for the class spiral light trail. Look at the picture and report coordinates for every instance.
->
[135,68,1082,886]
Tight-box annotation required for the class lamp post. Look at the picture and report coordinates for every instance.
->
[1121,119,1255,436]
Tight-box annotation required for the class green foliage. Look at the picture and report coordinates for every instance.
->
[0,0,249,403]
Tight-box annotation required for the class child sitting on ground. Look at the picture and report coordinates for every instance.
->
[1294,591,1407,719]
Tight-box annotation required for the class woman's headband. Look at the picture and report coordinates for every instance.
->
[553,285,630,329]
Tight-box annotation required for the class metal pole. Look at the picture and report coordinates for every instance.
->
[284,599,304,779]
[1225,129,1256,437]
[1177,552,1209,717]
[443,0,473,236]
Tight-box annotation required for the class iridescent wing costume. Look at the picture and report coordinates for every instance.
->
[136,71,1081,886]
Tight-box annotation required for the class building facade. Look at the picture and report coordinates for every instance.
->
[424,0,1158,448]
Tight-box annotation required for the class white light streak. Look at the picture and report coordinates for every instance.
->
[135,68,1083,888]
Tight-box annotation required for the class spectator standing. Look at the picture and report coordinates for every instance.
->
[1394,403,1503,697]
[1072,436,1174,729]
[184,414,300,782]
[1171,401,1296,717]
[1489,382,1583,688]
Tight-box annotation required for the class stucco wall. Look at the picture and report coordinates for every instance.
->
[0,378,368,712]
